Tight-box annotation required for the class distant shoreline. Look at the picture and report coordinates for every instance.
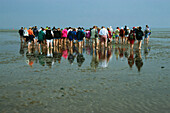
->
[0,29,18,32]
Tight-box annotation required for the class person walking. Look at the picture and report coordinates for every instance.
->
[18,27,24,42]
[45,27,54,49]
[136,26,144,50]
[99,26,108,48]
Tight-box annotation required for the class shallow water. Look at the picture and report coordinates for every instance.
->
[0,31,170,113]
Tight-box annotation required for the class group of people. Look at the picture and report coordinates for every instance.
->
[18,25,151,50]
[20,39,149,71]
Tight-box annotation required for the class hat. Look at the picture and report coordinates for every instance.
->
[133,27,135,29]
[29,27,32,29]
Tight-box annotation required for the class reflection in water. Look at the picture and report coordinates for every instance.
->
[19,42,151,71]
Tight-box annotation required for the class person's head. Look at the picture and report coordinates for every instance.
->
[139,26,142,30]
[24,27,27,30]
[107,28,110,31]
[35,26,37,29]
[93,26,96,29]
[146,25,149,28]
[21,27,23,29]
[42,28,44,31]
[101,26,105,29]
[29,27,32,29]
[130,30,133,33]
[73,28,76,31]
[116,27,119,29]
[57,28,60,30]
[133,27,135,29]
[48,27,51,30]
[125,25,127,29]
[78,27,81,30]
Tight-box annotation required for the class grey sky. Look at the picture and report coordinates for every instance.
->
[0,0,170,29]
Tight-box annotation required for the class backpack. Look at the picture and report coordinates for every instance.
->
[129,33,134,40]
[138,31,143,37]
[120,29,124,35]
[125,29,128,35]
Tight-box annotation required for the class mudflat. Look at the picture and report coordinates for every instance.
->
[0,30,169,113]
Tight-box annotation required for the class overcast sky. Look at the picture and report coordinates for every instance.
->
[0,0,170,29]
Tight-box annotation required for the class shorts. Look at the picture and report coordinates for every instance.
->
[34,36,38,40]
[78,39,83,42]
[115,35,119,38]
[54,37,60,39]
[69,38,73,41]
[29,35,34,42]
[145,34,149,38]
[92,38,99,44]
[125,35,129,37]
[24,36,29,41]
[62,37,66,39]
[130,40,135,44]
[100,35,107,43]
[46,39,53,43]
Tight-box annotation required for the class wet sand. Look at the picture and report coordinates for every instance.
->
[0,31,170,113]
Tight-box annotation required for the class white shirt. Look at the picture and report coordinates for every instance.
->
[99,28,108,36]
[23,30,29,36]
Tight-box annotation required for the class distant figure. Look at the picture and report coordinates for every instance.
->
[77,27,85,47]
[85,29,91,42]
[53,28,61,47]
[119,27,125,44]
[67,28,74,47]
[99,26,108,48]
[27,27,35,49]
[33,26,39,45]
[107,28,112,43]
[91,26,99,49]
[45,27,54,49]
[124,26,130,44]
[128,30,136,49]
[23,27,29,43]
[38,28,45,48]
[144,25,151,43]
[18,27,24,42]
[115,27,120,44]
[72,28,77,45]
[61,28,68,45]
[136,26,144,50]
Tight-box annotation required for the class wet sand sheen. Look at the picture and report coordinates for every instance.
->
[0,31,170,113]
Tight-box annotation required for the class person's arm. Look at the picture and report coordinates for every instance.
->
[51,31,54,37]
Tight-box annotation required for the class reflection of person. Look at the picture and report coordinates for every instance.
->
[128,49,134,69]
[99,48,108,68]
[19,42,24,56]
[90,49,99,70]
[68,47,75,65]
[144,43,151,59]
[135,50,143,72]
[77,47,85,67]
